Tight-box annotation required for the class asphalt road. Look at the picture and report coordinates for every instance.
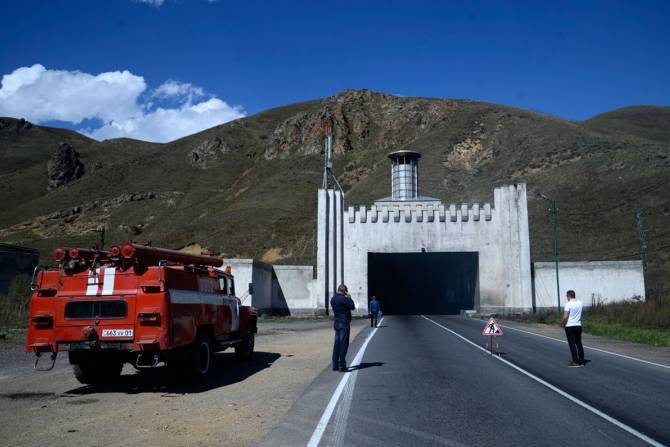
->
[261,315,670,447]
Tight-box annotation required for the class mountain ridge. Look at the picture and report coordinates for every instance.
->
[1,90,669,294]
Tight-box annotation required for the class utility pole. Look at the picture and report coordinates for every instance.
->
[540,194,561,312]
[635,210,649,297]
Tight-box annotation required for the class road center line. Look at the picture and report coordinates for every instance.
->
[306,317,384,447]
[421,315,665,447]
[474,318,670,371]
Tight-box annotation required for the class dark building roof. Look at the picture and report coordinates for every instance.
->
[0,243,40,255]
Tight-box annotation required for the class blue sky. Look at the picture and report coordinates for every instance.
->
[0,0,668,142]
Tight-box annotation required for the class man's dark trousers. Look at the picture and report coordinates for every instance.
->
[332,319,350,370]
[370,312,379,327]
[565,326,584,364]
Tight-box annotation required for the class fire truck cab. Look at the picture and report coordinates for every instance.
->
[26,243,257,384]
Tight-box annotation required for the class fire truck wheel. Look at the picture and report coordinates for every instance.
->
[186,331,213,381]
[235,332,255,360]
[69,352,123,385]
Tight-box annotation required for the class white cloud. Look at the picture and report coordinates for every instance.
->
[152,80,204,102]
[0,64,144,125]
[89,98,244,143]
[0,64,245,143]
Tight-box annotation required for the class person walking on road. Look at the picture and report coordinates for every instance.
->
[563,290,585,367]
[331,284,355,372]
[369,296,381,328]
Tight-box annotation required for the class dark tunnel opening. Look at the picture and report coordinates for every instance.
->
[367,252,479,315]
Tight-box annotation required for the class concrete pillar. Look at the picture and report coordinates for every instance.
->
[335,190,344,290]
[489,183,532,312]
[317,188,344,313]
[515,184,533,311]
[316,189,330,312]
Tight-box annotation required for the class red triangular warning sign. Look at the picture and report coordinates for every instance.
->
[482,318,503,336]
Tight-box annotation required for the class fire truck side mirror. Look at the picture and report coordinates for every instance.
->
[248,283,254,295]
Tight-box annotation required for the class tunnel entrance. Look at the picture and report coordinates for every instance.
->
[367,252,479,315]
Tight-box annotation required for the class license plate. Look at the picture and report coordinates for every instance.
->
[101,329,133,338]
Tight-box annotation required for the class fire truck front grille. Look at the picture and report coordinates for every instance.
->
[64,300,127,319]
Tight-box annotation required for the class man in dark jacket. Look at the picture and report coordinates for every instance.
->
[369,296,381,328]
[331,284,356,372]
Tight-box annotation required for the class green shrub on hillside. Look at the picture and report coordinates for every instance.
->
[587,296,670,331]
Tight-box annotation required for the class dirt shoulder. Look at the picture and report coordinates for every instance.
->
[495,318,670,366]
[0,319,366,447]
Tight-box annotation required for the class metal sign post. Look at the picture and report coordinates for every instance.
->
[482,318,503,355]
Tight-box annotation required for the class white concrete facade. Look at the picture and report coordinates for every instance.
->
[222,259,270,309]
[273,265,318,315]
[317,184,534,314]
[223,257,645,316]
[533,261,646,309]
[222,260,318,315]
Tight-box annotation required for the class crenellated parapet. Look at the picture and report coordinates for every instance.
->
[346,200,493,224]
[344,184,528,226]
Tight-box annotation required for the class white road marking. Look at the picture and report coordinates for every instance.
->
[422,315,665,447]
[331,364,359,447]
[476,318,670,371]
[476,318,670,369]
[306,317,384,447]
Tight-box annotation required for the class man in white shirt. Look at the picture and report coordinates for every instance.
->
[563,290,585,367]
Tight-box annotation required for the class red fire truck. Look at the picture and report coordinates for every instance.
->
[26,242,257,384]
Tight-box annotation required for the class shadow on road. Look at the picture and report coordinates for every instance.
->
[348,362,384,371]
[64,351,281,395]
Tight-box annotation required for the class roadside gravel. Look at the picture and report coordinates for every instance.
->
[0,319,365,447]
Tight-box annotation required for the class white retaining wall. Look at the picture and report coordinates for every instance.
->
[533,261,645,309]
[223,260,317,315]
[273,265,318,315]
[222,259,272,310]
[226,259,645,315]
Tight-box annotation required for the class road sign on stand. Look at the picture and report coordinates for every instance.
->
[482,318,503,355]
[482,318,503,336]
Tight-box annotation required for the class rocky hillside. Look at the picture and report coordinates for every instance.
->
[1,90,669,295]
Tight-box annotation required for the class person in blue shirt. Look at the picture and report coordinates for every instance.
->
[369,296,381,328]
[331,284,356,372]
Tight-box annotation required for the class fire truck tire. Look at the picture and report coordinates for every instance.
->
[185,331,213,381]
[235,332,255,360]
[69,352,123,385]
